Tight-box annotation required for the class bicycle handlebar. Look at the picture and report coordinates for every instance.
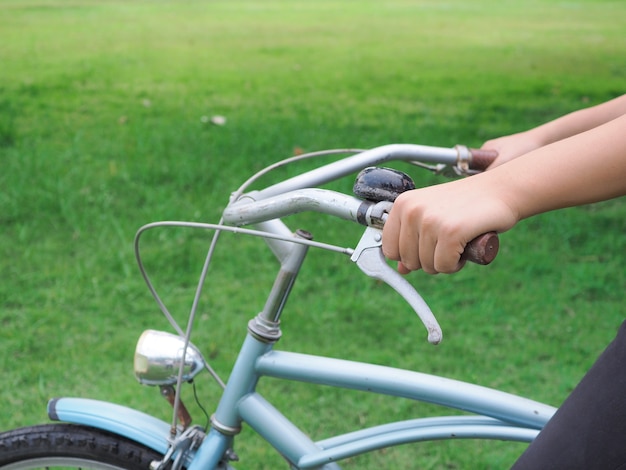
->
[467,148,498,172]
[250,144,496,201]
[223,144,499,265]
[223,189,498,266]
[461,232,499,265]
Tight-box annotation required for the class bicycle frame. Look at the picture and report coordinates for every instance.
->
[49,338,555,469]
[48,144,557,469]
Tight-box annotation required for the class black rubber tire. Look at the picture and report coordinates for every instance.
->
[0,423,167,469]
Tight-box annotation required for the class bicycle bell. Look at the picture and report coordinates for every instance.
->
[353,167,416,202]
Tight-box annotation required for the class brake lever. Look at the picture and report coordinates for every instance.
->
[350,226,443,345]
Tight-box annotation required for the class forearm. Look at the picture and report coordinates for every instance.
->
[525,94,626,147]
[490,113,626,220]
[480,95,626,168]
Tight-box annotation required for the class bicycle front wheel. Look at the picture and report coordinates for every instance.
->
[0,423,167,469]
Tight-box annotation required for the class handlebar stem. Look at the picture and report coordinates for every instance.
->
[249,230,311,343]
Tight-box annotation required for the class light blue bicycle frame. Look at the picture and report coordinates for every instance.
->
[48,144,557,469]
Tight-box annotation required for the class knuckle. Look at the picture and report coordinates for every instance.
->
[401,261,420,272]
[382,247,398,261]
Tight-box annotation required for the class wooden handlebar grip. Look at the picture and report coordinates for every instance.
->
[461,232,499,265]
[469,149,498,172]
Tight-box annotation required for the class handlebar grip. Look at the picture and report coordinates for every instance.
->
[469,148,498,172]
[462,232,499,265]
[462,150,499,264]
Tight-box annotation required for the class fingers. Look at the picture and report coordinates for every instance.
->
[382,191,427,273]
[384,223,464,275]
[418,222,466,274]
[382,190,468,275]
[432,236,467,274]
[396,261,411,275]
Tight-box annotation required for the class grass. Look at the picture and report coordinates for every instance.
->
[1,0,625,468]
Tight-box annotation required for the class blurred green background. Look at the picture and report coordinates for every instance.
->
[1,0,625,468]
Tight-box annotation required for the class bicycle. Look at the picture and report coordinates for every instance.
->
[0,143,557,469]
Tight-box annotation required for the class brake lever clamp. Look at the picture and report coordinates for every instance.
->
[350,226,443,345]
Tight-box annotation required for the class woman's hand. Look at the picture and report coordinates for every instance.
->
[382,175,518,274]
[481,131,543,169]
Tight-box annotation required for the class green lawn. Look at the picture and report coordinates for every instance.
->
[1,0,625,468]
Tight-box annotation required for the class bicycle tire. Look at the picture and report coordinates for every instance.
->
[0,423,169,469]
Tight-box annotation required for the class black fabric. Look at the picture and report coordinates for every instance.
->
[512,320,626,470]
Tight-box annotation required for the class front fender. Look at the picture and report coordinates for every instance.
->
[48,397,173,455]
[48,397,236,469]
